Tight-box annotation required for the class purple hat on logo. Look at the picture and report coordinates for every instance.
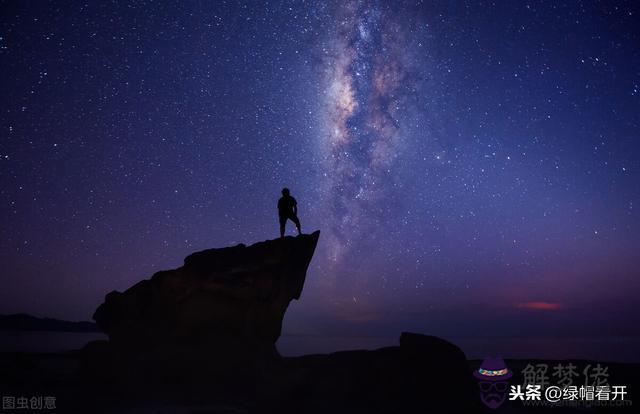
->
[474,357,513,381]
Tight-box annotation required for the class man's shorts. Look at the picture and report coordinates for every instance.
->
[279,213,299,227]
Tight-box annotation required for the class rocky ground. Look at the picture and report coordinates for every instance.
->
[1,349,637,413]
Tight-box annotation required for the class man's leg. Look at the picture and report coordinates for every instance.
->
[279,215,286,238]
[291,215,301,235]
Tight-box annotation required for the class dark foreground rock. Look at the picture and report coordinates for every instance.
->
[5,349,639,413]
[78,232,480,412]
[93,231,320,350]
[5,235,639,412]
[86,231,321,392]
[261,332,478,413]
[77,332,477,413]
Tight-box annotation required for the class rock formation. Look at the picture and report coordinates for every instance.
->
[91,231,320,365]
[84,230,478,412]
[264,332,477,413]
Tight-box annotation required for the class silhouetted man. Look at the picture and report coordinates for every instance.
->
[278,187,301,238]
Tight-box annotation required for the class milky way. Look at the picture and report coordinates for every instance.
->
[319,1,422,265]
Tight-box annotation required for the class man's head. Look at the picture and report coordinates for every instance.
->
[282,187,290,196]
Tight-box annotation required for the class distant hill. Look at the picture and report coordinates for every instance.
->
[0,313,99,332]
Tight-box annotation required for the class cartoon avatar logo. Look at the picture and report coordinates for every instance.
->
[474,357,513,409]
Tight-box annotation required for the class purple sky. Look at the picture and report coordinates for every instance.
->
[1,1,639,353]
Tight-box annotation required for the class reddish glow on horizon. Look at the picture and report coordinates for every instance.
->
[517,302,563,311]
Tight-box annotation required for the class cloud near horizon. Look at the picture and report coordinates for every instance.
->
[517,302,563,311]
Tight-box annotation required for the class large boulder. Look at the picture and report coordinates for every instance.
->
[259,332,478,413]
[92,231,320,359]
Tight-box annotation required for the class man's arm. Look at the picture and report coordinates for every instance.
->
[293,198,298,215]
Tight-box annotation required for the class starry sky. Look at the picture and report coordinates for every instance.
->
[1,1,639,352]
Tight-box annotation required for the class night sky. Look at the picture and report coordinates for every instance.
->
[1,1,639,352]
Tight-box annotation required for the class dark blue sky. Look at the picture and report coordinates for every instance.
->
[1,1,639,347]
